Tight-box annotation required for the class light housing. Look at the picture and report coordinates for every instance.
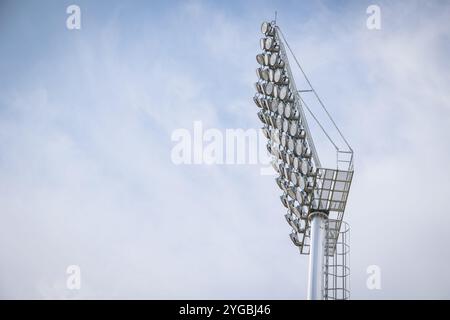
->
[254,19,354,259]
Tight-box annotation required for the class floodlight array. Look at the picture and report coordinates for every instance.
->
[254,21,354,255]
[254,21,320,253]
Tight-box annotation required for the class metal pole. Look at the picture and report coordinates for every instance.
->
[307,212,326,300]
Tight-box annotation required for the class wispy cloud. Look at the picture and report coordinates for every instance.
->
[0,0,449,299]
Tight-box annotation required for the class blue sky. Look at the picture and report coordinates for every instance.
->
[1,0,450,299]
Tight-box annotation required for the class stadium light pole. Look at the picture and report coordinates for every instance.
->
[307,211,326,300]
[254,20,354,300]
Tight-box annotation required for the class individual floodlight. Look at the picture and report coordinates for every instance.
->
[280,133,287,148]
[300,159,310,175]
[270,99,279,112]
[286,153,294,167]
[283,167,291,181]
[280,194,289,208]
[278,86,291,101]
[256,68,262,80]
[264,37,280,52]
[272,129,280,144]
[301,205,309,217]
[287,136,295,152]
[285,104,300,120]
[273,69,283,83]
[298,174,306,190]
[295,218,305,233]
[291,205,302,219]
[296,188,306,204]
[277,165,286,180]
[278,164,286,179]
[284,213,294,226]
[276,177,288,192]
[286,186,296,200]
[255,82,265,95]
[305,178,315,192]
[285,214,300,233]
[280,150,288,163]
[278,163,285,176]
[294,140,303,157]
[289,171,299,188]
[282,118,289,133]
[275,116,282,130]
[260,38,266,51]
[262,98,270,111]
[262,127,270,139]
[271,159,280,172]
[256,53,265,66]
[263,37,273,50]
[267,113,276,127]
[298,128,306,139]
[263,110,274,127]
[292,156,300,171]
[284,213,292,224]
[267,83,278,98]
[262,69,270,82]
[269,53,285,68]
[253,96,263,108]
[261,21,275,36]
[277,101,285,115]
[259,97,269,110]
[256,67,270,81]
[264,53,270,66]
[276,75,289,86]
[303,147,312,159]
[266,141,271,154]
[277,145,285,158]
[287,199,296,211]
[259,97,268,110]
[270,143,280,159]
[266,113,276,127]
[280,152,289,165]
[290,171,299,186]
[274,68,288,84]
[264,82,274,96]
[269,53,278,66]
[273,85,279,99]
[257,110,266,124]
[268,69,275,82]
[307,165,317,177]
[288,120,298,136]
[290,232,301,247]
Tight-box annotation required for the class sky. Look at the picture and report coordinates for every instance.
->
[1,0,450,299]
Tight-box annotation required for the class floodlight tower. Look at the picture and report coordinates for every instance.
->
[253,20,354,300]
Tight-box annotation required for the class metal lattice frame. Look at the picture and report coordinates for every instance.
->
[324,221,350,300]
[298,169,354,255]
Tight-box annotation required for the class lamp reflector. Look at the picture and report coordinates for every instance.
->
[256,54,265,65]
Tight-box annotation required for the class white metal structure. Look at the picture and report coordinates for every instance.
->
[253,19,354,300]
[307,212,326,299]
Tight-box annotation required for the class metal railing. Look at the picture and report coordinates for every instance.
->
[324,220,350,300]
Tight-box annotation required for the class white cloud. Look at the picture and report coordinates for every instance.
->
[1,0,450,299]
